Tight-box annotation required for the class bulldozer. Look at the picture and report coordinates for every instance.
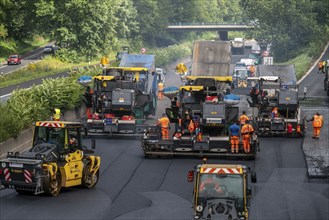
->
[0,121,100,196]
[188,161,257,220]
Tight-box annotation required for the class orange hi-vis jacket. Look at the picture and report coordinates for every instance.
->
[158,116,170,128]
[239,114,249,125]
[241,124,254,136]
[312,115,323,128]
[158,82,164,91]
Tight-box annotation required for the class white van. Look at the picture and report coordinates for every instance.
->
[156,68,166,84]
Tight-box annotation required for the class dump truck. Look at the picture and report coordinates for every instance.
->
[190,40,231,77]
[231,38,245,55]
[188,162,257,220]
[85,54,158,136]
[0,121,100,196]
[247,65,306,137]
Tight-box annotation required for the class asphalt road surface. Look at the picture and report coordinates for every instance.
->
[0,48,328,220]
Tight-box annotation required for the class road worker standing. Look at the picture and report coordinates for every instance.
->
[52,108,61,121]
[239,111,249,125]
[229,121,240,153]
[158,113,170,140]
[308,112,324,139]
[157,81,164,100]
[241,121,254,153]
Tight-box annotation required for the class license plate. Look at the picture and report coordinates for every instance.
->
[9,163,23,168]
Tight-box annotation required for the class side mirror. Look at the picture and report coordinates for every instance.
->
[187,170,194,182]
[91,138,96,149]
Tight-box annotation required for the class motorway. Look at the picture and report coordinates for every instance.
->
[0,50,328,220]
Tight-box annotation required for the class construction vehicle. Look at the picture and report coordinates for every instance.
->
[190,40,231,77]
[248,65,306,137]
[86,54,158,136]
[232,62,249,88]
[142,76,259,159]
[142,41,259,159]
[231,38,245,55]
[188,162,257,220]
[0,121,100,196]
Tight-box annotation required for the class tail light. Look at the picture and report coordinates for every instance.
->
[297,125,301,133]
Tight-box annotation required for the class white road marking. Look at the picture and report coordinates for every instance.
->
[0,65,8,69]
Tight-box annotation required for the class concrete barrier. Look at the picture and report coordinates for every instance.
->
[0,105,86,159]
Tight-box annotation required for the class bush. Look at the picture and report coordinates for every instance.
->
[0,77,84,142]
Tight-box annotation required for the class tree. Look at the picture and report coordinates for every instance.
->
[241,0,321,61]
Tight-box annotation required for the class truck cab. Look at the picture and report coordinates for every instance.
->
[188,163,256,220]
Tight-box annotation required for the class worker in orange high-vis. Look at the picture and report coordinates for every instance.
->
[157,81,164,100]
[241,121,254,153]
[309,112,324,139]
[239,111,249,125]
[158,113,170,140]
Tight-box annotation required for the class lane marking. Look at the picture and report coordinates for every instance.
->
[0,65,8,69]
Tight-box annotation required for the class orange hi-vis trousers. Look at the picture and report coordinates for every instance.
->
[230,136,239,153]
[313,127,321,138]
[242,134,251,153]
[161,127,169,140]
[158,91,164,100]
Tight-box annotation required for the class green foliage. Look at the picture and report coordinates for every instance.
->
[151,43,192,67]
[241,0,328,61]
[0,104,22,140]
[0,77,84,142]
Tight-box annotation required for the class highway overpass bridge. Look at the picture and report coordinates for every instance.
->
[166,23,254,40]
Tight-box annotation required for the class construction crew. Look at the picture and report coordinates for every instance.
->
[241,121,254,153]
[239,111,249,125]
[158,113,170,140]
[199,175,223,194]
[308,112,324,139]
[229,121,240,153]
[318,60,324,74]
[249,65,256,76]
[271,107,278,118]
[53,108,61,121]
[157,81,164,100]
[84,86,93,118]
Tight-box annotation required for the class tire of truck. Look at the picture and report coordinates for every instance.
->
[82,162,99,188]
[43,172,62,196]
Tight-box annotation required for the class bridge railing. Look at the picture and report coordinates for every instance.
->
[168,22,251,26]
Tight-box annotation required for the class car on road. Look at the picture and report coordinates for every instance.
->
[7,54,22,65]
[43,45,55,54]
